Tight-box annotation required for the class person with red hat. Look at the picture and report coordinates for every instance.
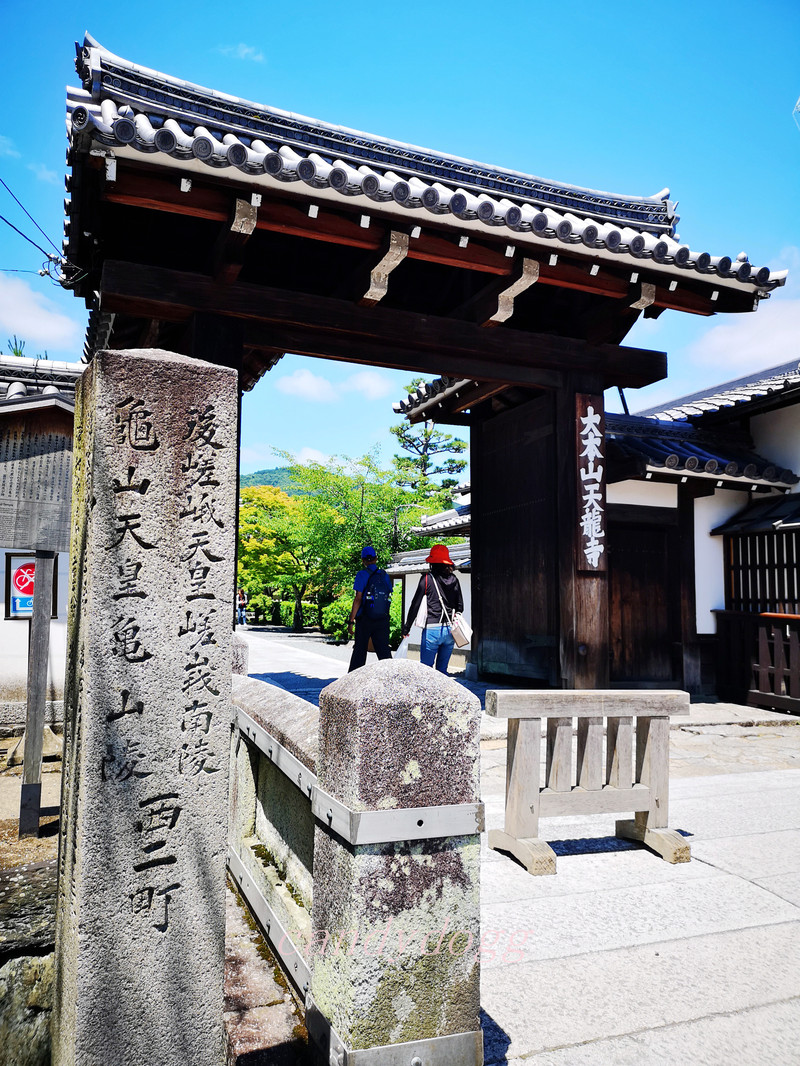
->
[401,544,464,674]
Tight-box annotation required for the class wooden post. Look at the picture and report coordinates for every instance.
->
[487,716,557,875]
[616,715,689,862]
[556,374,609,689]
[18,549,55,838]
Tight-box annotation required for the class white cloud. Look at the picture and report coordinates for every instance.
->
[219,43,264,62]
[27,162,59,185]
[0,136,20,158]
[275,367,338,402]
[343,369,396,400]
[0,275,82,351]
[295,447,331,465]
[685,249,800,375]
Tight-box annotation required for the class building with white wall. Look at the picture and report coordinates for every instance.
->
[0,355,82,734]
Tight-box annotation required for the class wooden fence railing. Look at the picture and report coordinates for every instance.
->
[486,690,691,875]
[748,613,800,714]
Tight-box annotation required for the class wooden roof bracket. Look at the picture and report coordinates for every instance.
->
[213,197,257,285]
[359,230,410,307]
[484,258,540,327]
[629,280,656,310]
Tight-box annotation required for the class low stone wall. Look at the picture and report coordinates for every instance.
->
[0,859,58,1066]
[229,660,484,1063]
[0,703,63,741]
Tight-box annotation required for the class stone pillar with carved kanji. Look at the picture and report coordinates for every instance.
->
[52,349,237,1066]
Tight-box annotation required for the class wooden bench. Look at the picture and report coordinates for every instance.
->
[486,690,691,875]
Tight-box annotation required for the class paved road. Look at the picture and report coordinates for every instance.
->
[239,626,800,1065]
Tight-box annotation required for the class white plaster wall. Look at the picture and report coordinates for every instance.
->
[0,547,69,702]
[750,406,800,490]
[606,480,678,507]
[693,490,751,633]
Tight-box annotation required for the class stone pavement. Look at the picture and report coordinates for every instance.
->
[239,626,800,1065]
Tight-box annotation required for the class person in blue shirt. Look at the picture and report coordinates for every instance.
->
[347,546,393,671]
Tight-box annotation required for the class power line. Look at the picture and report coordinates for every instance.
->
[0,267,45,275]
[0,176,61,256]
[0,211,55,261]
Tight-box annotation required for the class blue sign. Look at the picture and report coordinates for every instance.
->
[11,594,33,617]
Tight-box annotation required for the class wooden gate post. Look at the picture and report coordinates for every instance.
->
[556,374,609,689]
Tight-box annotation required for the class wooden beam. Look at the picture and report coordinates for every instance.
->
[99,260,668,389]
[213,197,257,285]
[241,321,563,388]
[359,231,409,307]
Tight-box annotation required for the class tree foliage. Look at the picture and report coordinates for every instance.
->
[237,454,430,630]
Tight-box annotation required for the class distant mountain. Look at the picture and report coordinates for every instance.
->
[239,467,299,493]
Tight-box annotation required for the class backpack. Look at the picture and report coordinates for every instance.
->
[362,568,392,620]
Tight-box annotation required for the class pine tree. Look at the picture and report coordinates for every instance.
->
[390,378,467,496]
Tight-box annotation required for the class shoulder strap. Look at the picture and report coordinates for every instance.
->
[430,573,453,626]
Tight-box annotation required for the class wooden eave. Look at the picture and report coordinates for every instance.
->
[78,159,751,322]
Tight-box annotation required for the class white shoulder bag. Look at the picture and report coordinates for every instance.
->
[430,574,472,648]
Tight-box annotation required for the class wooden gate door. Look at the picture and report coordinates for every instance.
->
[609,509,679,683]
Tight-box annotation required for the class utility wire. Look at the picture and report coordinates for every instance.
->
[0,176,62,256]
[0,267,45,275]
[0,211,55,261]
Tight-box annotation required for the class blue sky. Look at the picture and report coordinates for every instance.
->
[1,1,798,474]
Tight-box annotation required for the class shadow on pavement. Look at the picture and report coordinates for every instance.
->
[250,671,341,705]
[482,1008,512,1065]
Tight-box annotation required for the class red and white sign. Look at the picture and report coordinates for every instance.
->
[12,562,36,596]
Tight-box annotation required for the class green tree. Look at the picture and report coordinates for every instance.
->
[237,485,317,630]
[391,378,467,497]
[237,452,461,633]
[277,451,425,597]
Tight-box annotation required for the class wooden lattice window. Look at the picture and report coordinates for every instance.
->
[725,531,800,614]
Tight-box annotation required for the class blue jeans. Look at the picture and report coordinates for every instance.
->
[420,625,455,674]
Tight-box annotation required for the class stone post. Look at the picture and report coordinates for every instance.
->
[309,659,483,1061]
[52,349,238,1066]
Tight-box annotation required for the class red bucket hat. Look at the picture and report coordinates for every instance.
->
[426,544,454,565]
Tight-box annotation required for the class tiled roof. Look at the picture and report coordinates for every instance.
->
[0,355,82,401]
[636,360,800,422]
[393,377,471,418]
[711,494,800,535]
[411,505,471,537]
[605,413,798,489]
[387,543,471,576]
[65,35,784,295]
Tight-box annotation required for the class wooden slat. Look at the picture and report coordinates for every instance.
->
[546,717,572,791]
[606,715,633,789]
[539,783,650,817]
[487,689,689,718]
[503,718,541,839]
[789,623,800,700]
[576,717,603,790]
[758,622,771,693]
[634,716,670,829]
[772,622,787,697]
